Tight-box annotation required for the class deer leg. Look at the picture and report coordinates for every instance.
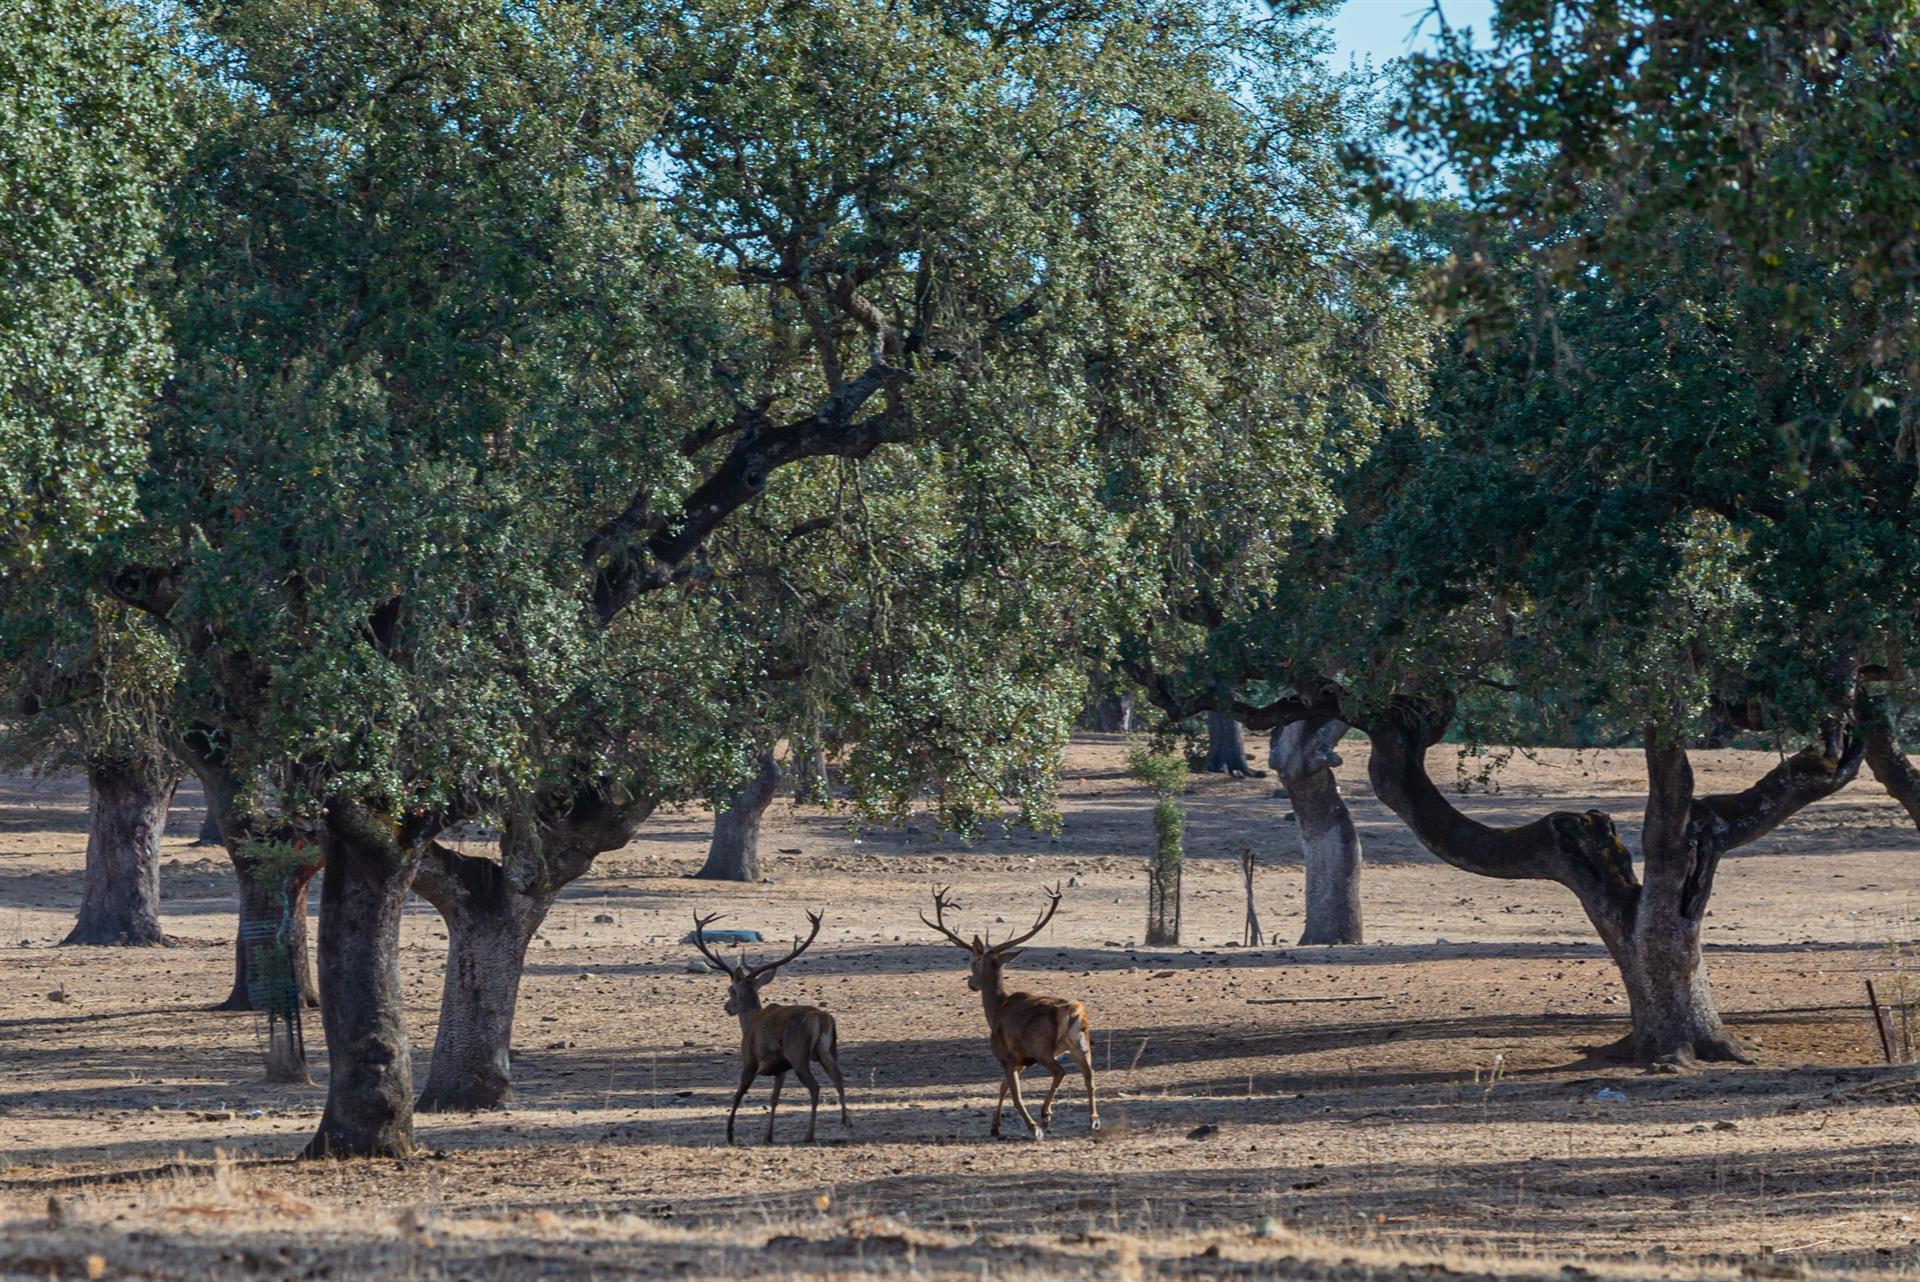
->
[763,1071,787,1145]
[791,1060,823,1144]
[816,1042,851,1132]
[1040,1061,1065,1127]
[725,1064,756,1146]
[1005,1066,1044,1140]
[990,1071,1009,1137]
[1069,1026,1100,1132]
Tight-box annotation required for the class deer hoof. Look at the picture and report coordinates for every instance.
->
[1090,1118,1102,1131]
[1029,1126,1046,1141]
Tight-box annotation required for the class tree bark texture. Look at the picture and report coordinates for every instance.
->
[411,790,654,1113]
[173,735,321,1012]
[63,750,178,947]
[1204,711,1252,775]
[305,804,428,1158]
[1088,694,1133,734]
[413,853,554,1112]
[220,844,319,1011]
[1366,700,1862,1066]
[1271,719,1363,945]
[697,747,781,882]
[1863,703,1920,829]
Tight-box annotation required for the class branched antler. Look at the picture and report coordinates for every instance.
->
[920,883,1063,954]
[919,885,977,952]
[991,883,1063,953]
[691,911,741,977]
[739,908,824,981]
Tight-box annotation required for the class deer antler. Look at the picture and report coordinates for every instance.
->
[918,885,977,952]
[691,911,741,977]
[989,882,1063,954]
[738,908,824,982]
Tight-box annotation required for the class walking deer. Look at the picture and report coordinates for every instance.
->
[921,884,1099,1140]
[691,909,850,1145]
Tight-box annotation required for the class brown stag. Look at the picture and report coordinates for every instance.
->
[691,909,850,1145]
[921,883,1098,1140]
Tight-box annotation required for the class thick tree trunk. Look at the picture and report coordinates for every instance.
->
[306,810,422,1158]
[415,877,552,1112]
[1203,711,1252,776]
[1601,740,1744,1065]
[193,808,222,846]
[1365,699,1860,1069]
[1088,694,1133,734]
[1271,720,1362,945]
[791,727,831,805]
[411,793,650,1114]
[1604,914,1739,1065]
[176,742,321,1012]
[1863,707,1920,829]
[63,753,178,947]
[218,846,319,1011]
[697,748,781,882]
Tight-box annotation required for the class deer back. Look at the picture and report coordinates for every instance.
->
[743,1002,835,1067]
[992,990,1084,1062]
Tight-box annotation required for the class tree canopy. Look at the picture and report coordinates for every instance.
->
[0,0,181,573]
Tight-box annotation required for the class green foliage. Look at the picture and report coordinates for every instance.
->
[1127,743,1190,802]
[1151,799,1184,873]
[236,836,320,897]
[102,0,1378,850]
[1143,2,1920,750]
[0,0,182,574]
[1378,2,1920,385]
[0,590,181,774]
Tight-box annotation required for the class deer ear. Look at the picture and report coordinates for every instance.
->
[997,948,1024,964]
[754,970,776,990]
[969,935,984,953]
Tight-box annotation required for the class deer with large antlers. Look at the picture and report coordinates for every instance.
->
[921,883,1098,1140]
[691,909,850,1145]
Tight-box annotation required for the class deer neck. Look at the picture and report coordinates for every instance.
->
[734,990,763,1037]
[979,968,1010,1027]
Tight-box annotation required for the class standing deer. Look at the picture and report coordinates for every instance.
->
[921,884,1099,1140]
[691,909,850,1145]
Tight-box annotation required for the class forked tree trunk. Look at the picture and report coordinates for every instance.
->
[306,809,423,1158]
[1204,711,1252,776]
[412,799,648,1114]
[1365,700,1860,1069]
[1271,719,1362,946]
[219,845,319,1011]
[415,873,553,1112]
[1595,740,1743,1065]
[63,752,178,946]
[697,748,781,882]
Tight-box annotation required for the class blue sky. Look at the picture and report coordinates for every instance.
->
[1325,0,1497,69]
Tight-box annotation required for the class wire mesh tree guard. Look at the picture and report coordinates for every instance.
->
[243,888,309,1083]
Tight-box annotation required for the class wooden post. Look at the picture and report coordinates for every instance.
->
[1867,979,1897,1065]
[1241,847,1262,947]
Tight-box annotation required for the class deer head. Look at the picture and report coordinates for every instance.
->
[919,883,1062,993]
[692,909,824,1016]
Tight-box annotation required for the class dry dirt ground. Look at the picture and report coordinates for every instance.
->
[2,736,1918,1281]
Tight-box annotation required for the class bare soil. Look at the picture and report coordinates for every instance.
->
[2,736,1918,1281]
